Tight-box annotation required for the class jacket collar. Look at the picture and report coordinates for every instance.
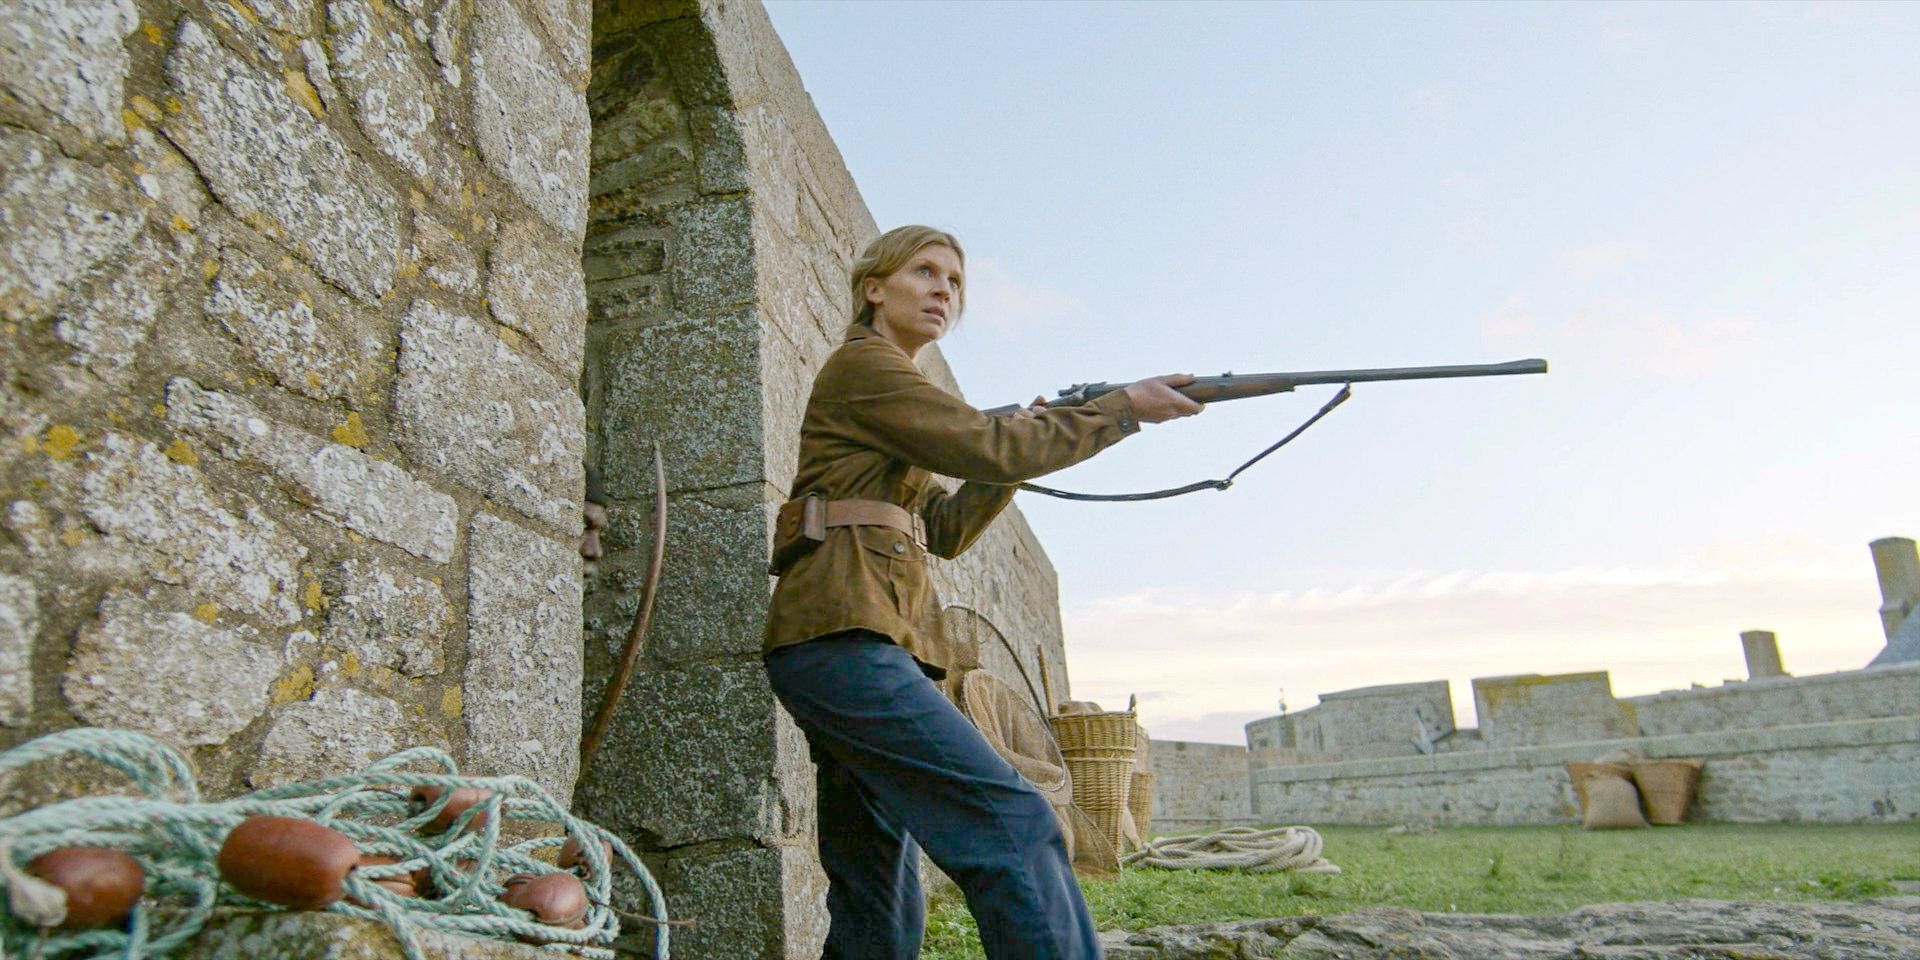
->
[842,322,877,343]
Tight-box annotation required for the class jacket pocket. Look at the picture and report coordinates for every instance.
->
[854,525,927,620]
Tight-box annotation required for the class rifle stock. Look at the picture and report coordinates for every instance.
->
[981,358,1548,417]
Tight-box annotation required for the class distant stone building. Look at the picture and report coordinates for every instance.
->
[1152,537,1920,830]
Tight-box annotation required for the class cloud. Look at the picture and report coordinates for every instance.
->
[1554,241,1644,279]
[961,257,1093,336]
[1061,559,1885,745]
[1479,294,1767,380]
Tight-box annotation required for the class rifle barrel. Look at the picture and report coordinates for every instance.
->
[1275,358,1548,386]
[980,358,1548,416]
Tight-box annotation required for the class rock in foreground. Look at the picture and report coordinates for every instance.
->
[1099,897,1920,959]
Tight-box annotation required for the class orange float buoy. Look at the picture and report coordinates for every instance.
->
[409,785,492,835]
[217,816,359,909]
[501,872,589,933]
[24,847,145,929]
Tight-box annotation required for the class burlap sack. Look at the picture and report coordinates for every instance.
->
[1579,767,1649,830]
[1564,761,1632,813]
[1631,758,1704,825]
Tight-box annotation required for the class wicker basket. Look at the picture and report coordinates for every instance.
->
[1064,754,1135,851]
[1128,771,1156,840]
[1049,708,1138,754]
[1631,758,1703,825]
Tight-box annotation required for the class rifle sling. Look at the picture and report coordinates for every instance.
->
[1016,384,1353,503]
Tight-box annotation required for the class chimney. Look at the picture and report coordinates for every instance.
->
[1870,537,1920,640]
[1740,630,1786,680]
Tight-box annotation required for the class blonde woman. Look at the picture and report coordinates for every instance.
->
[763,225,1202,958]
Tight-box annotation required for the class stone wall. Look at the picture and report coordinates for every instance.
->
[1246,680,1454,768]
[1251,712,1920,826]
[2,0,590,804]
[574,1,1072,956]
[1473,672,1639,750]
[1151,740,1257,834]
[1628,663,1920,737]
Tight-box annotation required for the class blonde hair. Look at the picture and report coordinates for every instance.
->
[849,225,966,327]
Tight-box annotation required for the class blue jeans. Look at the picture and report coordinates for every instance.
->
[764,631,1100,959]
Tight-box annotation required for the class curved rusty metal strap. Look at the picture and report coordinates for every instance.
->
[578,442,667,784]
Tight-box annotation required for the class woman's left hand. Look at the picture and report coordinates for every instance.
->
[1012,395,1048,419]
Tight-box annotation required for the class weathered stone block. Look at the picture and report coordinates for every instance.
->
[54,229,196,378]
[393,300,584,530]
[409,214,480,296]
[574,660,808,848]
[689,104,748,195]
[523,0,589,85]
[247,0,316,34]
[487,221,587,374]
[203,247,386,403]
[464,514,582,803]
[582,224,667,284]
[167,379,457,563]
[321,558,451,677]
[0,573,36,725]
[588,78,679,168]
[657,843,826,960]
[0,126,142,322]
[0,0,139,148]
[593,486,769,663]
[63,591,283,746]
[179,909,556,959]
[601,310,762,495]
[163,18,399,303]
[326,0,459,204]
[469,0,588,239]
[669,195,754,315]
[79,432,308,625]
[251,686,406,787]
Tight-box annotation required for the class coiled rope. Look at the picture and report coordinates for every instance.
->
[1121,826,1341,874]
[0,727,670,960]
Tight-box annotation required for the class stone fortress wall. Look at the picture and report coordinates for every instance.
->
[1,1,1071,956]
[1152,537,1920,830]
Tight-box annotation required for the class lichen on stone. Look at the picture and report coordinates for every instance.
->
[326,0,459,203]
[165,379,457,563]
[77,431,308,625]
[486,221,586,373]
[463,514,581,803]
[321,557,451,677]
[63,590,283,745]
[0,573,38,725]
[250,685,407,787]
[392,300,583,530]
[161,18,399,304]
[54,228,197,377]
[0,0,140,147]
[0,126,142,322]
[468,0,588,240]
[408,213,481,296]
[201,247,383,402]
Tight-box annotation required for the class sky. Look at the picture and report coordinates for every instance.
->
[760,1,1920,743]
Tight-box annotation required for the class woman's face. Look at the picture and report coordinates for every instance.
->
[866,243,963,359]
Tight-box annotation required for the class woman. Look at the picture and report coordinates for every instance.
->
[763,225,1203,959]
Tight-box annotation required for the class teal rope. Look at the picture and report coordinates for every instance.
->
[0,728,671,959]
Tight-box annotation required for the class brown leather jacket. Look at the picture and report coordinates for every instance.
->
[763,324,1141,673]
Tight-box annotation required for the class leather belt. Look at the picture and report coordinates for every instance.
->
[822,498,926,549]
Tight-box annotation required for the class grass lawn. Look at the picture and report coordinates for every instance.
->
[922,822,1920,959]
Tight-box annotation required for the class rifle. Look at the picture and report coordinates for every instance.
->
[979,358,1548,501]
[981,358,1547,417]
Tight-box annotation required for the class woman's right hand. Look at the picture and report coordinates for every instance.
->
[1123,374,1205,423]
